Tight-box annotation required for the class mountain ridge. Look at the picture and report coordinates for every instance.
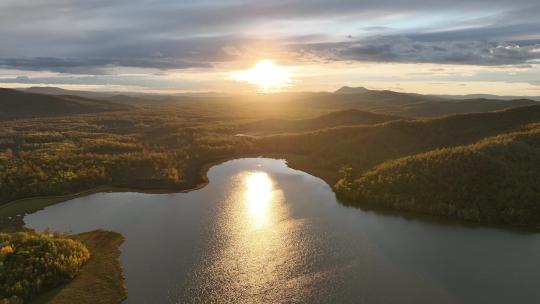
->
[0,88,133,118]
[241,109,403,134]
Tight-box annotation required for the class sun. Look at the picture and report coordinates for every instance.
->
[230,60,293,93]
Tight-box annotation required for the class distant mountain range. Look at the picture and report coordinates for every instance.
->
[242,109,402,134]
[335,86,540,102]
[327,86,539,117]
[0,88,133,119]
[5,86,540,119]
[22,86,116,100]
[434,93,540,102]
[21,87,228,102]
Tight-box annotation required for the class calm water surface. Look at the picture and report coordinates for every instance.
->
[24,158,540,303]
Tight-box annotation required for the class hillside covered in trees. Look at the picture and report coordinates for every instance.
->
[395,98,537,117]
[0,231,90,302]
[256,105,540,182]
[240,109,402,134]
[0,110,256,205]
[335,124,540,226]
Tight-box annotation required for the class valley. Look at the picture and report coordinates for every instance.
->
[2,87,540,303]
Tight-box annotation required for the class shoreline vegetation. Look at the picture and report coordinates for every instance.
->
[335,124,540,228]
[3,151,539,232]
[0,154,303,229]
[0,155,246,231]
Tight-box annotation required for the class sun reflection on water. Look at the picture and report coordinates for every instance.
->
[244,172,273,228]
[185,167,316,302]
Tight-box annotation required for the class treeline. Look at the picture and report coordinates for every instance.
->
[336,125,540,226]
[0,231,90,302]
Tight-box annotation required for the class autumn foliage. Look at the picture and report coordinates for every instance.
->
[0,232,90,302]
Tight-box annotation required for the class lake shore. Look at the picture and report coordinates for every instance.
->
[31,230,127,304]
[3,153,538,232]
[0,155,244,231]
[0,154,319,231]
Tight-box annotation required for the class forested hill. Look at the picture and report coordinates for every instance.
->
[241,109,403,134]
[254,104,540,227]
[395,98,537,117]
[257,104,540,184]
[0,88,133,118]
[261,90,538,118]
[336,124,540,226]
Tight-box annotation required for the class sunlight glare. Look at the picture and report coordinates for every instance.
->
[244,172,273,228]
[230,60,293,93]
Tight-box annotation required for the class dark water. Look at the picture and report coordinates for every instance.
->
[24,158,540,303]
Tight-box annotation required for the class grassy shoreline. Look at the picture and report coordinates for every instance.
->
[32,230,127,304]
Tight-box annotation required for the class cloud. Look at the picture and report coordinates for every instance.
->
[0,0,539,73]
[0,34,250,73]
[295,36,540,66]
[0,74,214,90]
[0,56,212,74]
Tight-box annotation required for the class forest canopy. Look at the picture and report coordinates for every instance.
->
[335,124,540,226]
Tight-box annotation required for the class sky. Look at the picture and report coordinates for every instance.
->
[1,0,539,95]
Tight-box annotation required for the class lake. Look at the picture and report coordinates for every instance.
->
[24,158,540,303]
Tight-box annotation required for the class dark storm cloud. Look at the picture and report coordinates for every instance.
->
[0,0,539,72]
